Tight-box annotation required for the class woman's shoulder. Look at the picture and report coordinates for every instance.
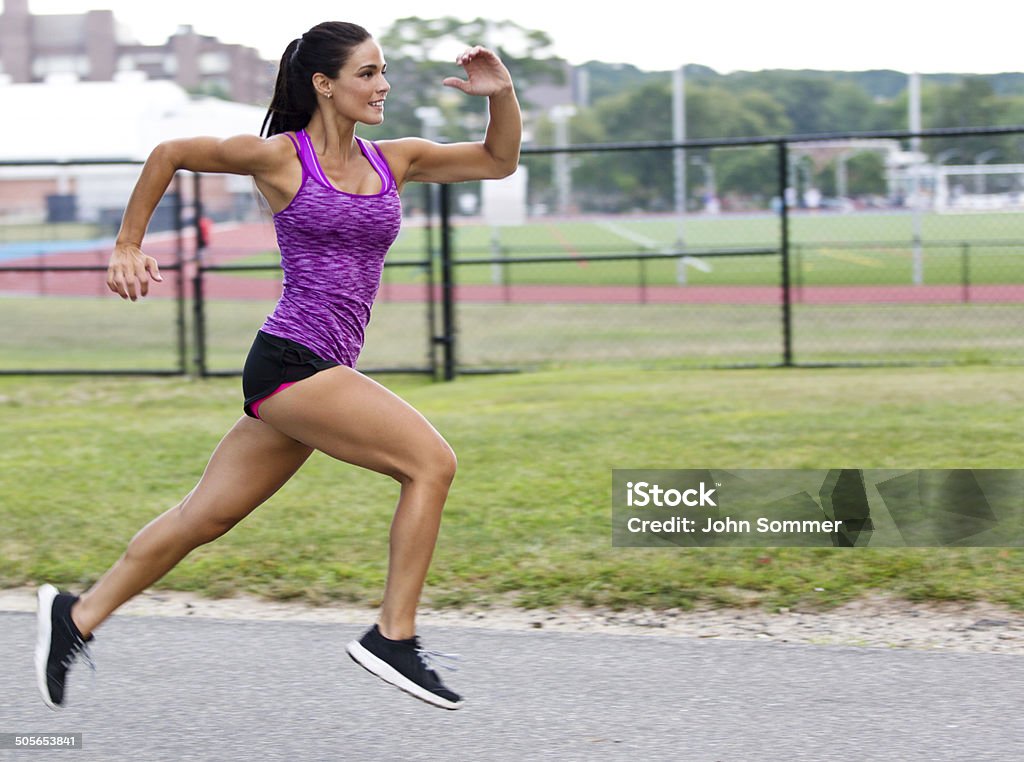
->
[374,137,430,156]
[188,132,300,173]
[372,138,431,187]
[254,132,303,164]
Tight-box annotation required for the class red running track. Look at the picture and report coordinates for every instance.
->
[2,222,1023,305]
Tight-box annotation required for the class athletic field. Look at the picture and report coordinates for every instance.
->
[3,209,1023,290]
[204,208,1024,290]
[2,208,1022,372]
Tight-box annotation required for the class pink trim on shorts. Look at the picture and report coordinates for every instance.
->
[250,381,298,420]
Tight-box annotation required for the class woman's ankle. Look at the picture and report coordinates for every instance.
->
[69,599,93,639]
[376,618,416,641]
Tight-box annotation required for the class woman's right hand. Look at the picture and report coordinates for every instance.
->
[107,242,163,301]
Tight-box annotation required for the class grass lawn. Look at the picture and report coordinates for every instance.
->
[4,295,1021,372]
[2,365,1023,613]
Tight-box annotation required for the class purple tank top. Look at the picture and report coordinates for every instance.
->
[260,129,402,366]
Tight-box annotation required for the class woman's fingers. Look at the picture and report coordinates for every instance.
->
[455,45,486,66]
[441,76,471,93]
[444,46,511,96]
[108,265,144,301]
[107,248,162,301]
[145,256,163,287]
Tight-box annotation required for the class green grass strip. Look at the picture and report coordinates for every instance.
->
[3,366,1024,612]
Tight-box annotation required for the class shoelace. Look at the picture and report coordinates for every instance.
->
[66,638,96,673]
[416,647,462,673]
[60,625,97,690]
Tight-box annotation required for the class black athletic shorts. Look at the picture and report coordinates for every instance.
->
[241,331,339,419]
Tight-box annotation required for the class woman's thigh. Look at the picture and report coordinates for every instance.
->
[179,415,315,531]
[256,366,455,483]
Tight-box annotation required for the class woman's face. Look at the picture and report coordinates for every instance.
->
[325,38,390,125]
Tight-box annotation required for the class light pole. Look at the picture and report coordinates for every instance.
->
[415,105,445,295]
[908,71,924,285]
[549,105,576,215]
[673,65,687,283]
[415,105,444,142]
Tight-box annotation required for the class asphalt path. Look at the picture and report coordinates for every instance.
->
[1,611,1022,761]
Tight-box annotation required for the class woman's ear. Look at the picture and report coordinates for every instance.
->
[311,72,333,99]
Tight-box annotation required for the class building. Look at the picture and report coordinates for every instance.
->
[0,76,270,226]
[0,0,274,104]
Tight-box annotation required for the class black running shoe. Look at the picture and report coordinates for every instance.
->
[35,584,95,710]
[346,625,463,710]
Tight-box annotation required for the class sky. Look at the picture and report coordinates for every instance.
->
[22,0,1024,75]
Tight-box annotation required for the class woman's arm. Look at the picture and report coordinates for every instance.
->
[383,46,522,188]
[108,135,292,300]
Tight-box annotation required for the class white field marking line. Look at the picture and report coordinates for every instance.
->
[596,220,659,248]
[596,221,712,272]
[817,248,884,268]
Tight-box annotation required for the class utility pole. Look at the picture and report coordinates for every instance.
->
[550,105,576,215]
[909,71,924,286]
[673,65,687,283]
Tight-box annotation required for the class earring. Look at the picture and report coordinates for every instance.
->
[326,92,333,99]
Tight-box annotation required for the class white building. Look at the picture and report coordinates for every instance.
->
[0,75,268,225]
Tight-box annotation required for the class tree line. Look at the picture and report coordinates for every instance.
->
[367,17,1024,212]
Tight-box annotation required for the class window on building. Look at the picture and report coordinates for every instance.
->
[199,52,230,75]
[32,15,85,48]
[32,55,89,79]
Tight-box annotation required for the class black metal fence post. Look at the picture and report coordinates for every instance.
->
[424,183,438,378]
[778,140,794,367]
[173,174,187,374]
[437,183,456,381]
[192,172,207,377]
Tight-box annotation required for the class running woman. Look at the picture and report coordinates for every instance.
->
[35,21,521,712]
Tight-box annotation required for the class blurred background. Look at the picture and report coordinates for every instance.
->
[1,0,1022,378]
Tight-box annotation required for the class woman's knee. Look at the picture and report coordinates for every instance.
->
[148,494,240,549]
[397,439,457,488]
[436,441,458,485]
[122,501,211,561]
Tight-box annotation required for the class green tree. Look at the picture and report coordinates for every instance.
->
[924,77,1016,162]
[368,16,564,142]
[728,73,879,135]
[554,80,793,210]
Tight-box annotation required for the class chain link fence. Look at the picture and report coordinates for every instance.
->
[2,126,1022,377]
[449,126,1024,371]
[0,163,188,374]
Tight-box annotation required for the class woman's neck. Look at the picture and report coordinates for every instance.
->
[304,112,358,159]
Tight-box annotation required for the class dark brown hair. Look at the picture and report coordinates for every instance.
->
[261,22,372,137]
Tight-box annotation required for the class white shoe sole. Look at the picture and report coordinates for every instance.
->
[346,639,463,710]
[35,584,60,711]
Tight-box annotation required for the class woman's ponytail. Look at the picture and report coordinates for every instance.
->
[260,23,372,138]
[261,39,303,137]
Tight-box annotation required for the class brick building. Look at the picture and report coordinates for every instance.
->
[0,0,274,104]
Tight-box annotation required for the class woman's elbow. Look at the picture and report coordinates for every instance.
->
[491,154,520,179]
[150,140,183,171]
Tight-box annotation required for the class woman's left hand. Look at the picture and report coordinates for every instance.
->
[443,46,514,97]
